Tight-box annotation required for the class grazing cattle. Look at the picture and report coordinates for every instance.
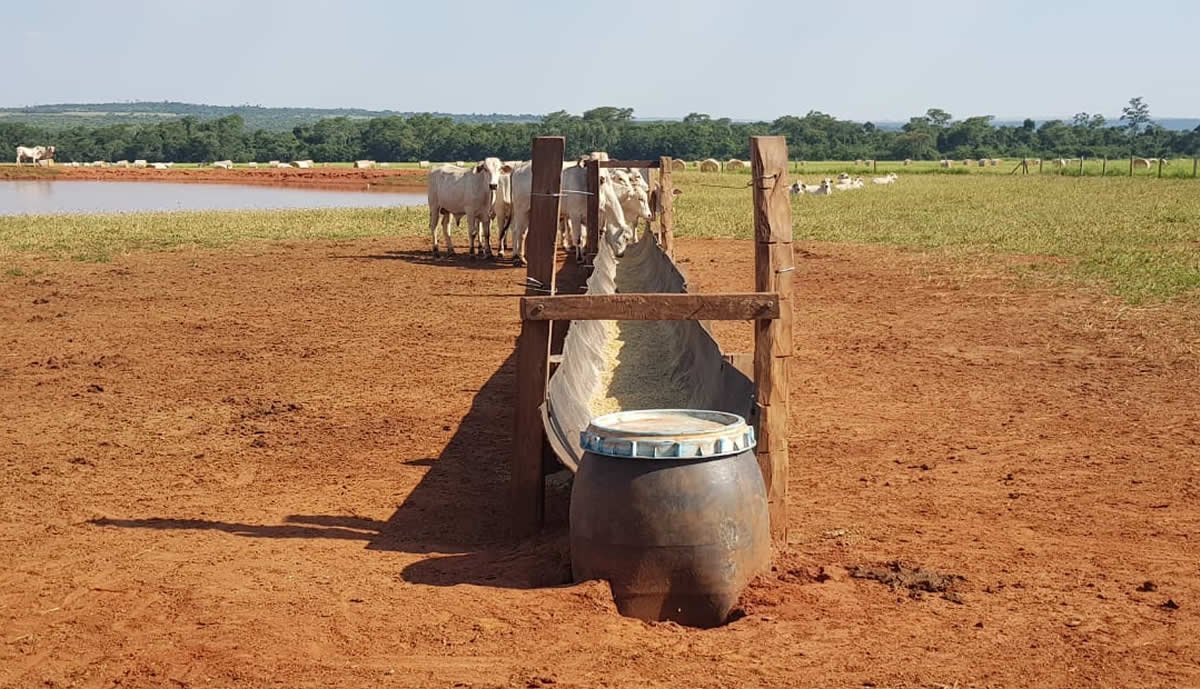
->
[810,178,834,195]
[609,168,653,238]
[354,160,375,169]
[93,161,108,168]
[418,161,431,168]
[15,145,54,164]
[292,160,314,169]
[871,173,899,185]
[837,172,851,183]
[212,160,233,169]
[726,159,747,171]
[835,176,864,190]
[789,181,807,195]
[133,160,148,168]
[699,158,720,172]
[426,158,511,259]
[671,159,686,171]
[507,160,633,265]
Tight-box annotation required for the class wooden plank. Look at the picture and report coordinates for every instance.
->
[723,352,753,380]
[596,160,661,169]
[585,159,600,257]
[750,135,793,543]
[659,156,675,258]
[511,135,563,539]
[521,292,780,322]
[750,136,792,244]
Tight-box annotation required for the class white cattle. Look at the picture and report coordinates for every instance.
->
[837,172,851,183]
[871,173,899,185]
[608,168,653,238]
[292,160,314,169]
[507,161,633,265]
[93,160,108,168]
[788,181,808,195]
[426,158,511,259]
[587,151,610,161]
[133,159,148,168]
[212,160,233,169]
[834,176,864,191]
[15,145,54,164]
[699,158,720,172]
[810,178,834,195]
[354,160,375,169]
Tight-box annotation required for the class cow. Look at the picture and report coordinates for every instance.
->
[426,158,511,259]
[871,173,899,185]
[506,160,633,266]
[15,145,54,164]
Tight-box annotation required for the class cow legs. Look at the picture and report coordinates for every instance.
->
[510,212,529,267]
[479,214,493,260]
[441,212,455,255]
[429,205,441,256]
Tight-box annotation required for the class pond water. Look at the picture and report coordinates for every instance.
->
[0,180,427,216]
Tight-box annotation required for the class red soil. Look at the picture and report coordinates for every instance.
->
[1,237,1197,688]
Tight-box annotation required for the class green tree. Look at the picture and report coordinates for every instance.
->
[1121,97,1151,135]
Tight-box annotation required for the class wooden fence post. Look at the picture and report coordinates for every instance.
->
[1193,158,1198,178]
[749,136,793,543]
[1130,154,1134,177]
[511,136,564,539]
[1158,158,1164,179]
[1038,158,1043,174]
[658,156,675,259]
[873,160,877,173]
[1102,157,1107,176]
[585,159,600,259]
[1079,157,1084,176]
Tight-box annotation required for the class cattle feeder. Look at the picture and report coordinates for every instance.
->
[510,136,796,587]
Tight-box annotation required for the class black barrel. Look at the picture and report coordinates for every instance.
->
[570,409,769,628]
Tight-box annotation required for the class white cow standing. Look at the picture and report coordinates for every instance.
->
[506,160,633,266]
[426,158,511,259]
[16,145,54,164]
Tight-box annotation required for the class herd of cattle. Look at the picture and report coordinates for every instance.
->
[426,152,679,266]
[789,172,899,196]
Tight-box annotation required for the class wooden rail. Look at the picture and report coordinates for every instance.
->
[522,293,779,321]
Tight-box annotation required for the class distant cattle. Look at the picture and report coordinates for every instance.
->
[15,145,54,164]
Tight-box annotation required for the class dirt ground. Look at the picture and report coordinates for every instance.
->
[2,237,1198,688]
[2,165,426,188]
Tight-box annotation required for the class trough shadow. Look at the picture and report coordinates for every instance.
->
[90,253,590,590]
[352,249,520,271]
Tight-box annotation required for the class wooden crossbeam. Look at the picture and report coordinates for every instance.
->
[521,292,779,322]
[596,159,661,169]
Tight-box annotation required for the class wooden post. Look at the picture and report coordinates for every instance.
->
[1158,158,1164,179]
[1102,157,1107,176]
[659,156,675,259]
[749,136,792,543]
[1038,158,1043,174]
[873,160,877,173]
[1130,154,1134,177]
[1193,158,1198,178]
[1023,160,1028,175]
[1079,157,1084,176]
[511,136,564,538]
[585,159,600,259]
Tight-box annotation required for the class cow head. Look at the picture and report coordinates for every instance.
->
[610,169,653,223]
[474,157,505,191]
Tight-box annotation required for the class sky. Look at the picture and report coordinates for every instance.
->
[8,0,1199,121]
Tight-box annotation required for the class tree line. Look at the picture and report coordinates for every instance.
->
[3,98,1196,164]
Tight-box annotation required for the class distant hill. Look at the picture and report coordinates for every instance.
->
[872,118,1199,132]
[0,101,542,131]
[1,102,1196,133]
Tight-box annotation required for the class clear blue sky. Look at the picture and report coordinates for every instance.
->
[9,0,1198,121]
